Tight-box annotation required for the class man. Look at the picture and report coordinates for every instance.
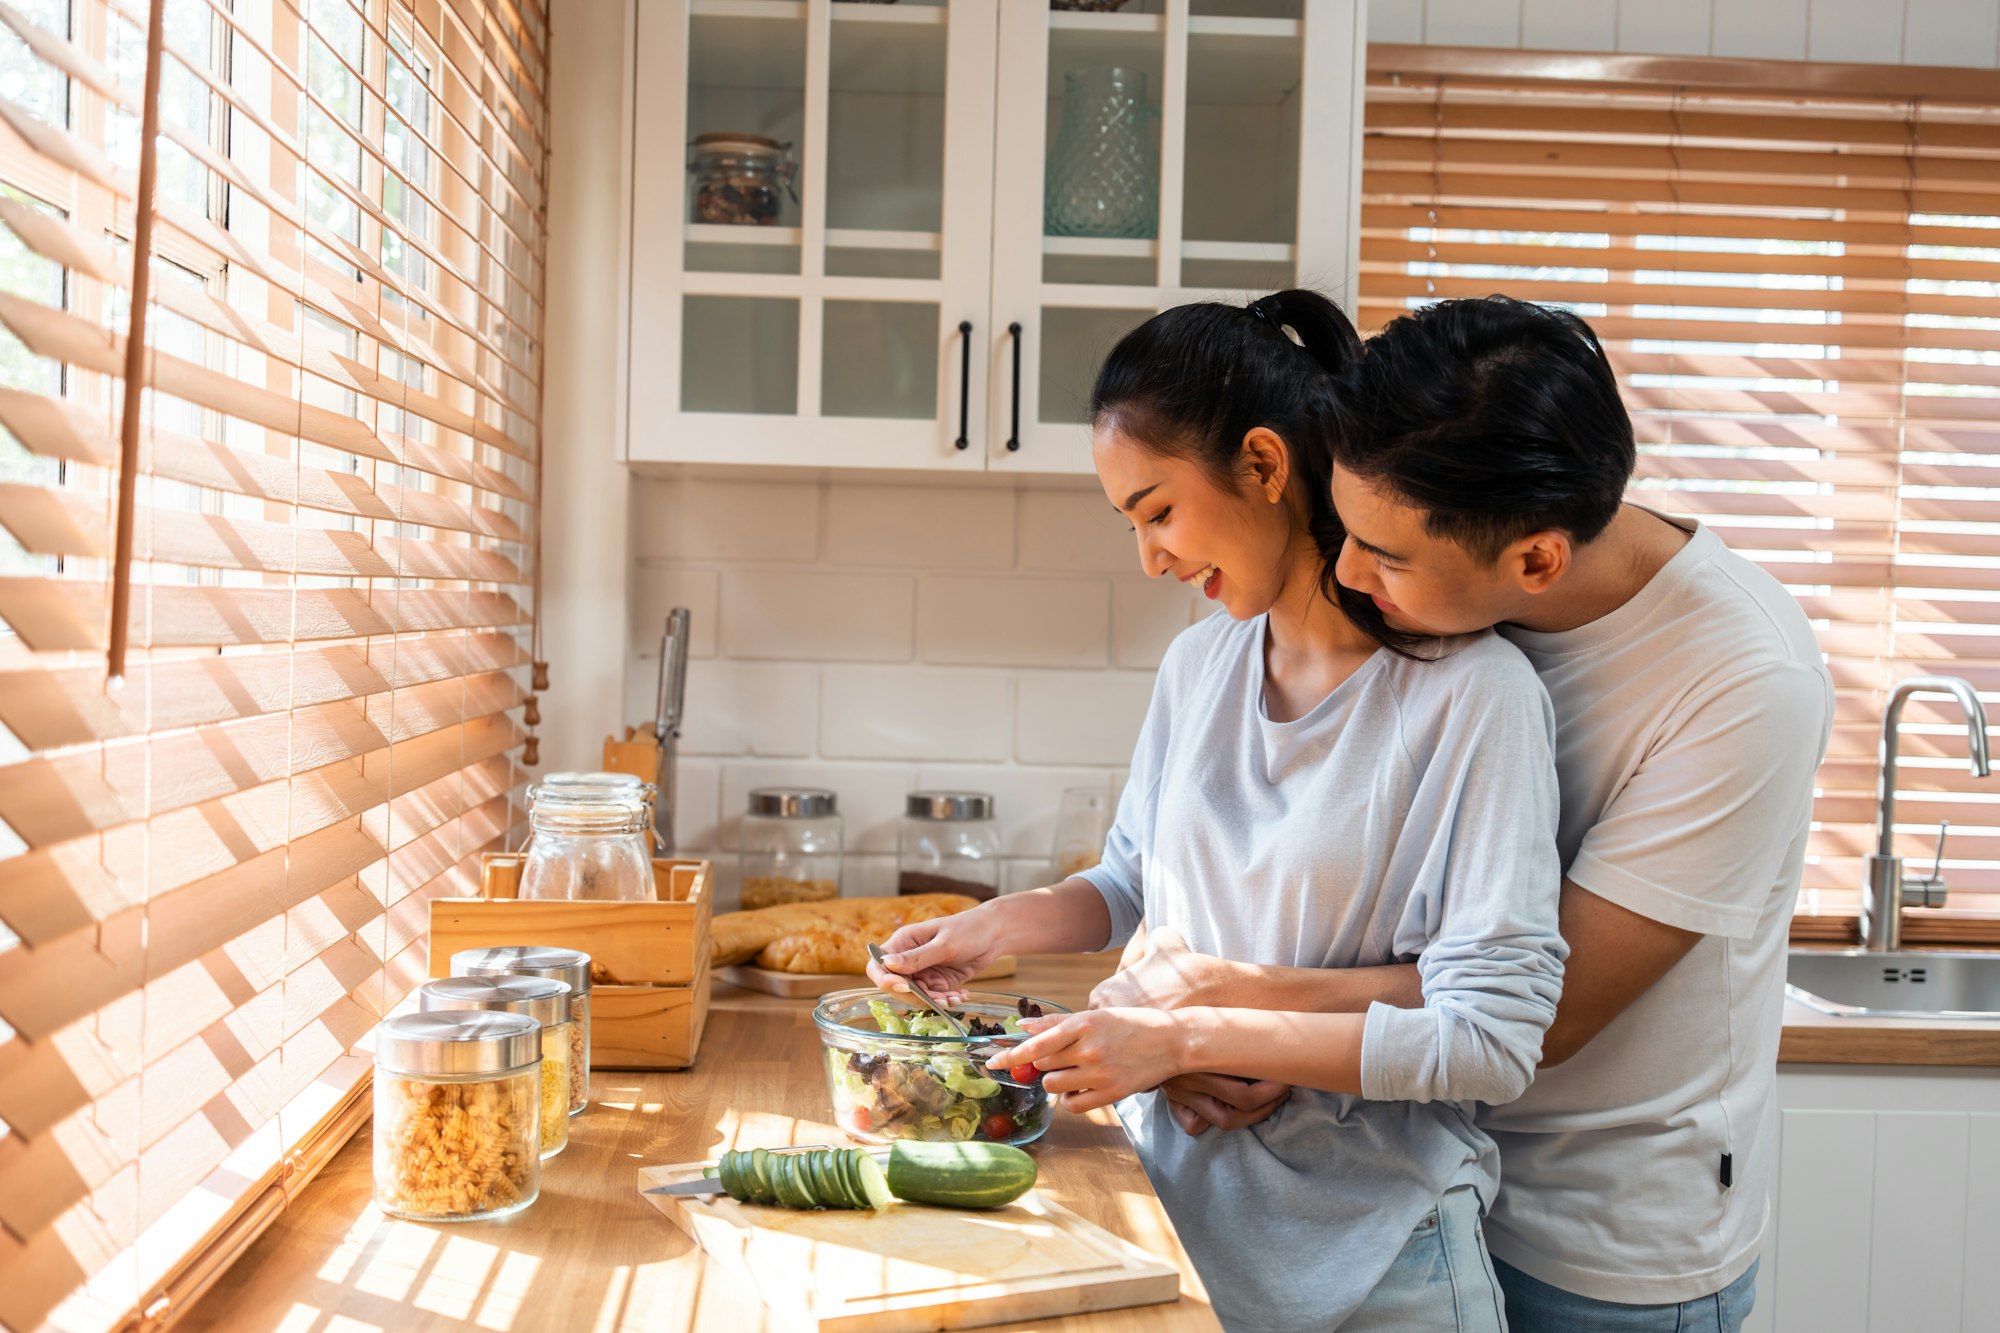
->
[1099,296,1834,1331]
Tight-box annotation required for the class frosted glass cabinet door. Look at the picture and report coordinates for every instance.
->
[985,0,1363,475]
[626,0,999,468]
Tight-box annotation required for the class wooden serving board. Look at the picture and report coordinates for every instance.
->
[719,954,1017,999]
[636,1159,1180,1332]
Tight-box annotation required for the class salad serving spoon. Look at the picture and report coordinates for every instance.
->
[867,942,969,1036]
[866,943,1036,1089]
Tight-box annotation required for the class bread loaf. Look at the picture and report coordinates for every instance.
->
[712,893,980,969]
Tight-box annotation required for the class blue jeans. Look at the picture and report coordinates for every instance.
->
[1494,1256,1759,1333]
[1342,1186,1508,1332]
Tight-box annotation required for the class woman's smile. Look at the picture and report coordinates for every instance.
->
[1178,563,1222,599]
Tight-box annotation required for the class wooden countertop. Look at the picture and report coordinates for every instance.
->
[1778,995,2000,1066]
[181,954,1221,1333]
[179,946,2000,1332]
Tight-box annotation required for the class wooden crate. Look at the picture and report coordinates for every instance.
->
[426,856,711,1070]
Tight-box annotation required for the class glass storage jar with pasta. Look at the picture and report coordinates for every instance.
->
[372,1011,541,1222]
[419,975,574,1158]
[452,945,594,1116]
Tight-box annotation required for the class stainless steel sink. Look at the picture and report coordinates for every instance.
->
[1786,950,2000,1019]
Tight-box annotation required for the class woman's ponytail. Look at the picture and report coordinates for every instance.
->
[1091,290,1425,656]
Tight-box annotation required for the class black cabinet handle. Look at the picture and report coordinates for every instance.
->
[1006,322,1022,452]
[954,320,973,450]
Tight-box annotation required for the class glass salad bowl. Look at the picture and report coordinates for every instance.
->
[813,989,1068,1147]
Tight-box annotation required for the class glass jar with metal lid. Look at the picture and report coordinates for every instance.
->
[452,946,593,1116]
[372,1010,541,1221]
[739,787,843,911]
[898,791,1000,901]
[521,775,655,902]
[419,975,574,1159]
[687,132,798,226]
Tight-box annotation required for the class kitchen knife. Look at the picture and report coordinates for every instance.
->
[652,608,690,854]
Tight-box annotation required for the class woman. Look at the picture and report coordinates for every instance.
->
[868,291,1565,1332]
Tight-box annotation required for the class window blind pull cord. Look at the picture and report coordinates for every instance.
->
[105,0,170,686]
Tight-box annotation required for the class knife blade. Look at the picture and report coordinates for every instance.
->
[645,1175,728,1197]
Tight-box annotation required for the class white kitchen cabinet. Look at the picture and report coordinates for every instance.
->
[1747,1065,2000,1333]
[619,0,1365,473]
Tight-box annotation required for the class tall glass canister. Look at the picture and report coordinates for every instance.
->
[452,945,594,1116]
[372,1010,541,1221]
[419,974,575,1159]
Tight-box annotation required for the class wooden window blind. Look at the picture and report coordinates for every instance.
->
[1361,48,2000,944]
[0,0,546,1326]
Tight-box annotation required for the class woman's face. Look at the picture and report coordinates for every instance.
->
[1092,422,1298,620]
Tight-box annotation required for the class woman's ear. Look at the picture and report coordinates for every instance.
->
[1240,427,1290,503]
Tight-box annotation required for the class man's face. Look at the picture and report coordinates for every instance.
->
[1330,464,1529,636]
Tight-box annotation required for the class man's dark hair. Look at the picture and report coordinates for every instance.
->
[1343,296,1636,560]
[1092,289,1424,655]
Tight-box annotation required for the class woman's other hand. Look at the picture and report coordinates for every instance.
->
[989,1008,1189,1114]
[1162,1073,1291,1137]
[863,907,1006,1003]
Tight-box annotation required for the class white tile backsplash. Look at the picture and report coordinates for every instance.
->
[634,475,820,563]
[1015,671,1158,766]
[820,665,1014,762]
[678,659,816,757]
[722,569,916,661]
[1113,578,1204,670]
[1018,487,1142,575]
[918,575,1110,667]
[637,475,1164,900]
[632,566,719,658]
[825,484,1016,570]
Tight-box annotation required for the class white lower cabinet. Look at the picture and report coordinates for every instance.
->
[1749,1066,2000,1333]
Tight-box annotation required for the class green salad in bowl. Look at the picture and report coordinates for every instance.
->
[812,989,1067,1147]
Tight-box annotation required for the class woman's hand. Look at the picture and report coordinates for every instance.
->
[863,905,1007,1003]
[1160,1073,1290,1137]
[1090,928,1237,1012]
[988,1008,1189,1115]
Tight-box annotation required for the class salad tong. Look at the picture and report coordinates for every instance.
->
[865,944,1036,1089]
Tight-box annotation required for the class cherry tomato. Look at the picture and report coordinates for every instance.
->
[982,1112,1017,1141]
[1013,1061,1042,1085]
[842,1106,876,1136]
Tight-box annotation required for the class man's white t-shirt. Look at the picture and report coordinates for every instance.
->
[1481,511,1834,1304]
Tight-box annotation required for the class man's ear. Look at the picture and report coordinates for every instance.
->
[1507,530,1572,594]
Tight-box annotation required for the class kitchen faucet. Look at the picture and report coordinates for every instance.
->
[1864,675,1992,951]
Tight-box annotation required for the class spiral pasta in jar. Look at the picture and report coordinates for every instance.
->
[419,974,573,1158]
[452,946,593,1115]
[372,1011,541,1221]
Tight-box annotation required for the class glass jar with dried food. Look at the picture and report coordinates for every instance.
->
[687,133,797,226]
[372,1010,541,1222]
[1050,786,1114,882]
[898,791,1000,900]
[520,777,655,902]
[419,974,574,1159]
[739,787,843,910]
[452,945,594,1116]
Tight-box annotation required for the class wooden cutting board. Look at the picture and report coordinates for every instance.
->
[636,1158,1180,1332]
[718,954,1017,999]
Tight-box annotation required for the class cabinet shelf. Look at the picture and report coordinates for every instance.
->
[1041,237,1295,263]
[690,0,949,96]
[688,225,943,252]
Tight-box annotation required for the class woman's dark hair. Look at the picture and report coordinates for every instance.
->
[1089,289,1423,654]
[1343,296,1636,560]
